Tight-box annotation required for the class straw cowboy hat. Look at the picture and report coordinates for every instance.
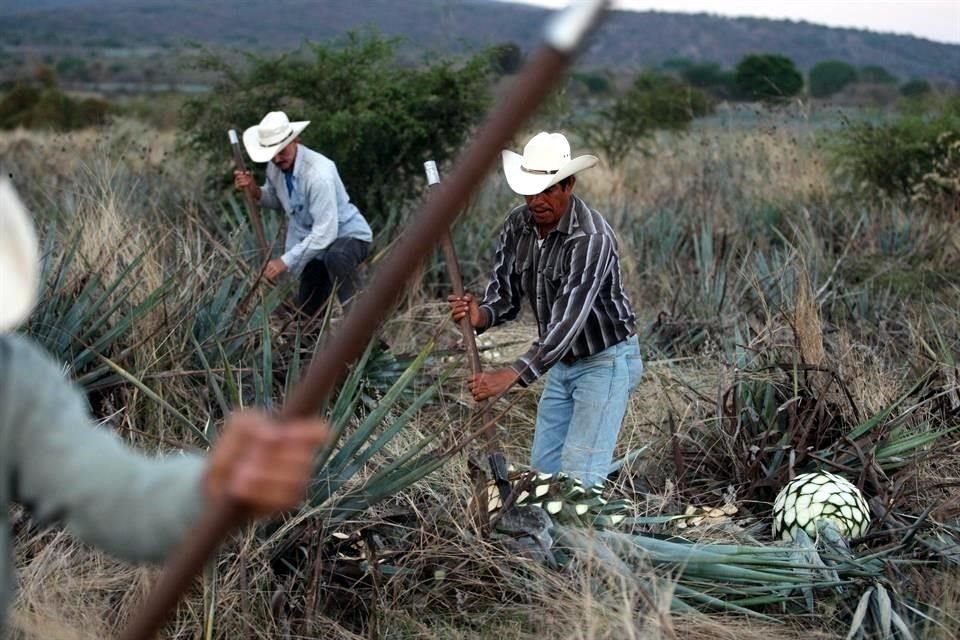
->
[501,131,598,196]
[242,110,311,163]
[0,178,40,332]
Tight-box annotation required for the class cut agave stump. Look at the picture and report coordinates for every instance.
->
[772,471,871,541]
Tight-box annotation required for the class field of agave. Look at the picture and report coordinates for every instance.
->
[3,103,960,639]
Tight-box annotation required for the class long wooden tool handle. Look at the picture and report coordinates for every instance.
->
[117,3,610,638]
[425,160,484,377]
[228,129,269,260]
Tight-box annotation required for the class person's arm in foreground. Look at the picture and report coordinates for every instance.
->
[3,333,327,563]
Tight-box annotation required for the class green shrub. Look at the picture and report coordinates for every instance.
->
[572,70,611,95]
[901,79,932,98]
[734,53,803,102]
[0,82,41,128]
[179,30,493,232]
[489,42,524,76]
[72,96,112,128]
[911,131,960,212]
[55,55,91,82]
[860,65,898,85]
[828,100,960,199]
[809,60,858,98]
[680,62,737,99]
[579,71,713,166]
[0,80,112,130]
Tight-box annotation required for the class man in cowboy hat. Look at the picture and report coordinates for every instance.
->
[448,131,644,487]
[234,110,373,316]
[0,178,330,630]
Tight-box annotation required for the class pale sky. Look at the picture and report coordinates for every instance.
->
[497,1,960,45]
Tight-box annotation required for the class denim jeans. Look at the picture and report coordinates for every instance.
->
[529,334,644,487]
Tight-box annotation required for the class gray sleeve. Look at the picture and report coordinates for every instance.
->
[2,335,207,563]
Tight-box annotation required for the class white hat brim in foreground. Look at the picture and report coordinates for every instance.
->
[242,120,311,163]
[0,178,40,332]
[501,149,598,196]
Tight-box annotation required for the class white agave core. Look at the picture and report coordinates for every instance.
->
[772,471,871,541]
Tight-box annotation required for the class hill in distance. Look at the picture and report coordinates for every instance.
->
[1,0,958,84]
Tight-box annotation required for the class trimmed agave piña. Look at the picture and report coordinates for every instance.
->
[483,470,634,529]
[772,471,871,542]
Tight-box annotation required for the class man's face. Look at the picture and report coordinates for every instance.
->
[524,177,575,228]
[271,139,298,172]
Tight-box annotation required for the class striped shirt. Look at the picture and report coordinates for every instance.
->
[478,195,637,386]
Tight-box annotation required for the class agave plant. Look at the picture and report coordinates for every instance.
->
[25,225,177,391]
[553,524,924,638]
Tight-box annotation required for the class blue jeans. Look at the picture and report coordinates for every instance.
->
[529,335,644,487]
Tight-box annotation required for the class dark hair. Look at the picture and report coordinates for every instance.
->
[558,176,574,191]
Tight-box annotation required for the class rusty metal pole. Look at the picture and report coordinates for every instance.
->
[116,3,610,638]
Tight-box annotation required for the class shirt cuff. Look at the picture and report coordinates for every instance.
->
[510,356,543,387]
[477,305,495,335]
[280,252,301,276]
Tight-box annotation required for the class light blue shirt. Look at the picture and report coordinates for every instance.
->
[259,145,373,276]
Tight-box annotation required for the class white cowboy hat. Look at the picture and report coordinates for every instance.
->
[242,110,311,163]
[0,177,40,332]
[501,131,598,196]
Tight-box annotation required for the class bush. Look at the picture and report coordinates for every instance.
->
[579,71,713,166]
[809,60,858,98]
[734,53,803,102]
[0,80,112,130]
[680,62,737,99]
[572,71,611,95]
[860,65,898,85]
[179,31,493,232]
[828,99,960,199]
[901,79,932,98]
[0,83,41,128]
[55,55,91,82]
[911,131,960,214]
[489,42,524,76]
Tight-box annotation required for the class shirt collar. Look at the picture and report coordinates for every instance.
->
[283,144,303,180]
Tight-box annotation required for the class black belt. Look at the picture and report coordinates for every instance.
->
[559,334,636,366]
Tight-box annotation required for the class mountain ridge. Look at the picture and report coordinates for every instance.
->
[1,0,957,84]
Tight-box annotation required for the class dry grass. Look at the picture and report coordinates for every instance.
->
[5,106,960,639]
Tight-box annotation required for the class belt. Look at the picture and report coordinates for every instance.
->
[559,334,636,366]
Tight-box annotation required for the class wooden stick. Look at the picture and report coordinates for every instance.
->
[116,3,610,638]
[228,129,269,261]
[425,159,509,532]
[424,161,484,378]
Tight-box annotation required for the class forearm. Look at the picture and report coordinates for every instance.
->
[280,225,335,274]
[475,305,494,333]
